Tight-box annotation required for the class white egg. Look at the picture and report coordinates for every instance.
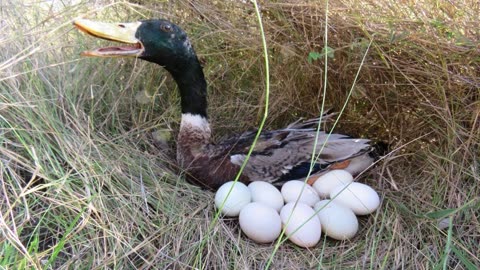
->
[314,200,358,240]
[248,181,284,212]
[312,170,354,198]
[280,202,321,248]
[281,180,320,207]
[239,202,282,243]
[214,181,251,217]
[330,182,380,215]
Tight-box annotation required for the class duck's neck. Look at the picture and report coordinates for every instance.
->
[167,57,208,118]
[164,56,211,162]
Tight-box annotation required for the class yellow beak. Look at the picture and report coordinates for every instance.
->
[74,19,143,57]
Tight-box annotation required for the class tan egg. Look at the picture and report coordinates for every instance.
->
[214,181,251,217]
[330,182,380,215]
[312,170,354,198]
[248,181,284,212]
[314,200,358,240]
[280,202,321,248]
[239,202,282,243]
[281,180,320,207]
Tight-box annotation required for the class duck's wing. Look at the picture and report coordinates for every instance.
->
[212,119,373,186]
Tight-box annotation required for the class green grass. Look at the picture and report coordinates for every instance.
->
[1,0,479,269]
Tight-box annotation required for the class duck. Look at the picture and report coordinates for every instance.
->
[73,18,375,190]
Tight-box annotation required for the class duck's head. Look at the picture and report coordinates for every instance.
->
[74,18,208,117]
[74,19,197,74]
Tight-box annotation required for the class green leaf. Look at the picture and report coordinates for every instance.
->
[323,46,334,59]
[424,208,457,219]
[307,51,322,64]
[451,245,478,270]
[394,201,423,218]
[307,46,334,64]
[45,207,86,268]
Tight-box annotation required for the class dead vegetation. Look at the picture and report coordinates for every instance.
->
[0,0,478,269]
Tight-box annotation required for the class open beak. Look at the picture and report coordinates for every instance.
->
[73,19,144,57]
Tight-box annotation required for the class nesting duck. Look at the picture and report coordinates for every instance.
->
[74,18,375,190]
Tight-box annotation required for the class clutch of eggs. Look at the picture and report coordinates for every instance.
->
[214,170,380,247]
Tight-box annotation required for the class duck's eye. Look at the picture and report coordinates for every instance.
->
[160,24,173,32]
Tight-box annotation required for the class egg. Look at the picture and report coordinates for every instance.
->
[312,170,354,198]
[280,202,321,248]
[281,180,320,207]
[239,202,282,243]
[214,181,252,217]
[330,182,380,215]
[248,181,284,212]
[314,200,358,240]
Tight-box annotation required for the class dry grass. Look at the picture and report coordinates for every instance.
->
[1,0,479,269]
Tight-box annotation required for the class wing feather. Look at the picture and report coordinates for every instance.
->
[219,118,372,183]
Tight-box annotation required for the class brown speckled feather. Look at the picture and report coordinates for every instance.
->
[177,113,373,190]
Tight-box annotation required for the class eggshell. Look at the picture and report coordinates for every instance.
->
[314,200,358,240]
[330,182,380,215]
[281,180,320,207]
[239,202,282,243]
[214,181,251,217]
[248,181,284,212]
[280,202,321,248]
[312,170,354,198]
